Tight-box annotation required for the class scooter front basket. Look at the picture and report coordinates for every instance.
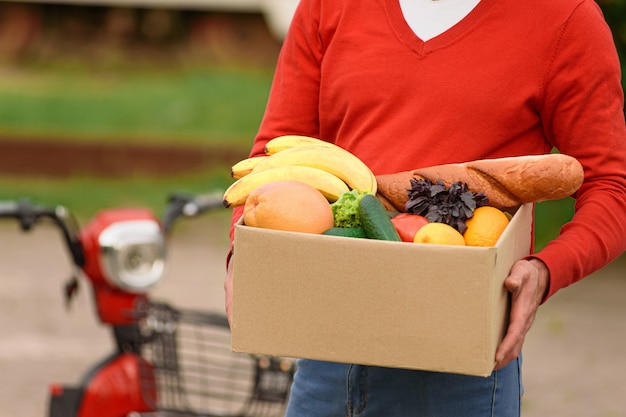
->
[138,301,295,417]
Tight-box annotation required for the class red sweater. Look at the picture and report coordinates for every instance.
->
[232,0,626,300]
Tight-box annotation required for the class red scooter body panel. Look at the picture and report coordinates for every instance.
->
[79,208,158,325]
[77,352,156,417]
[80,208,159,288]
[92,286,148,325]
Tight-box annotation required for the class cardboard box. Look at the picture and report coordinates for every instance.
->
[231,203,532,377]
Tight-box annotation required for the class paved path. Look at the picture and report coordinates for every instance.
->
[0,216,624,417]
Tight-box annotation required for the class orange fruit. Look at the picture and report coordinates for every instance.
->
[463,206,510,247]
[243,180,334,234]
[413,222,466,246]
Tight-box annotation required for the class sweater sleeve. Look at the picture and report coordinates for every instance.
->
[252,0,326,154]
[533,0,626,299]
[227,0,326,261]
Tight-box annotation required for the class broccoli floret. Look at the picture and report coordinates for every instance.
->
[330,190,369,228]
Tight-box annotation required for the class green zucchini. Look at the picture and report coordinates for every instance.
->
[323,227,368,238]
[358,194,402,241]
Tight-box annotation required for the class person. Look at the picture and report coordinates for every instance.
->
[225,0,626,415]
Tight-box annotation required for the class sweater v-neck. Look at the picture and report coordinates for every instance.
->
[384,0,498,55]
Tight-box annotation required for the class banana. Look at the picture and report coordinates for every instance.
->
[230,156,268,179]
[264,135,342,155]
[369,169,378,194]
[253,145,377,194]
[222,165,350,207]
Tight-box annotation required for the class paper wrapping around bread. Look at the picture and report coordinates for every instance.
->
[375,154,584,212]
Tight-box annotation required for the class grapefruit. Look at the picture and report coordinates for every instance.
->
[243,180,334,234]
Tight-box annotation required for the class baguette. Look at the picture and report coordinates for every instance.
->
[375,154,584,212]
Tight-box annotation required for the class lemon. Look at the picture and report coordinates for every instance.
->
[413,222,466,246]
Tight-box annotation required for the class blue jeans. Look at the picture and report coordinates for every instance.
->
[284,358,523,417]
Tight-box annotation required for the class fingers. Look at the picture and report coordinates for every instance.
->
[494,258,549,369]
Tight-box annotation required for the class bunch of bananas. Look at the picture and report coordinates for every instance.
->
[223,135,377,207]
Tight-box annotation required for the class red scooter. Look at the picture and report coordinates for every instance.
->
[0,193,294,417]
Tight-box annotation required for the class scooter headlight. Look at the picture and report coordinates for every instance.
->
[98,220,166,292]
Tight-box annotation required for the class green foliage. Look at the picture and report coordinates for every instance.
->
[599,0,626,88]
[534,198,576,251]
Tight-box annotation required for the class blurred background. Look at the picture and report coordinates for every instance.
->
[0,1,624,416]
[0,0,624,220]
[0,0,301,215]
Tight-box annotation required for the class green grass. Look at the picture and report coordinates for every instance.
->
[0,168,234,223]
[0,66,273,147]
[0,65,262,235]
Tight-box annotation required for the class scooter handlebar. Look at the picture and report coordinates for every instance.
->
[0,199,56,230]
[0,199,85,267]
[0,201,20,216]
[161,190,225,233]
